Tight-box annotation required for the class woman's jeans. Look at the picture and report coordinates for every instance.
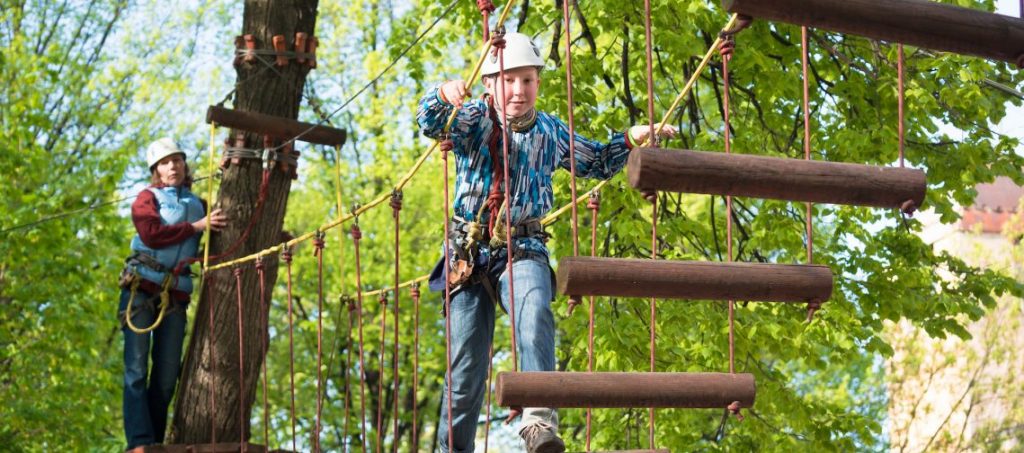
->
[438,255,558,453]
[119,287,187,448]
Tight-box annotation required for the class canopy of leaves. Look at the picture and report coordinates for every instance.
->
[2,0,1022,451]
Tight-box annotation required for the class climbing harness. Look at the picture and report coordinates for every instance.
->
[121,272,176,334]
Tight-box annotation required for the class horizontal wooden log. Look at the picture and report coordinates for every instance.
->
[206,105,347,147]
[135,443,276,453]
[724,0,1024,67]
[628,147,926,212]
[496,372,756,409]
[557,257,832,303]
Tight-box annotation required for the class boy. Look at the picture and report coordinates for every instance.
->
[418,31,675,453]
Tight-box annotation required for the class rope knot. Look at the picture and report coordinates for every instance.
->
[350,224,362,241]
[254,256,264,271]
[439,135,454,158]
[233,267,243,278]
[490,27,507,56]
[409,282,421,300]
[476,0,495,14]
[313,230,326,255]
[728,401,744,421]
[718,36,736,61]
[343,296,357,312]
[567,296,583,315]
[280,245,293,263]
[806,300,822,322]
[587,190,601,210]
[390,190,404,216]
[378,293,388,306]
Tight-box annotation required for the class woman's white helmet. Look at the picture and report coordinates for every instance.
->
[146,137,186,169]
[481,32,545,76]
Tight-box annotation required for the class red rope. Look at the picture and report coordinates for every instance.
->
[439,136,455,451]
[802,28,820,323]
[482,342,495,453]
[410,283,422,452]
[477,0,495,44]
[255,257,269,446]
[232,267,247,452]
[493,28,520,377]
[585,190,600,451]
[282,246,297,452]
[642,0,658,445]
[376,292,388,453]
[352,222,370,452]
[898,43,905,169]
[390,191,402,452]
[562,0,581,258]
[343,296,357,452]
[314,232,326,452]
[721,36,735,376]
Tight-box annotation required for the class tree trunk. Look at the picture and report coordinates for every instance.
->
[171,0,320,443]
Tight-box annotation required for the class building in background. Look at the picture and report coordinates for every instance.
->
[888,177,1024,451]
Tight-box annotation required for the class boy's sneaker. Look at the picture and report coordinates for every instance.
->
[519,421,566,453]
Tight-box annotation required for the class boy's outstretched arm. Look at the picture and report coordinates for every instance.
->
[556,118,677,180]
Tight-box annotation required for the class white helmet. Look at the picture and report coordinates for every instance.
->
[481,32,545,76]
[146,137,186,169]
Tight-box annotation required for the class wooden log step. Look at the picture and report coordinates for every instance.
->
[206,105,347,147]
[130,443,285,453]
[496,372,756,409]
[724,0,1024,67]
[628,147,926,212]
[557,257,832,303]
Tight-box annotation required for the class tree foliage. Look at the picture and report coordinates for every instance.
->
[2,0,1022,451]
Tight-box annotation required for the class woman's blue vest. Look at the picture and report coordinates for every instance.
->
[129,186,205,293]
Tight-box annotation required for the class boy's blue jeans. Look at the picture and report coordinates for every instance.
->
[119,287,187,449]
[438,255,558,453]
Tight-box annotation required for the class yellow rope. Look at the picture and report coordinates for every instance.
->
[205,0,518,272]
[648,14,740,143]
[124,274,175,334]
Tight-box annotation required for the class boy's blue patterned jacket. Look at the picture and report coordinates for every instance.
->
[416,85,633,257]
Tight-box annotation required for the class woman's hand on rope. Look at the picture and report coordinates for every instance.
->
[628,123,678,147]
[192,208,228,233]
[440,80,469,108]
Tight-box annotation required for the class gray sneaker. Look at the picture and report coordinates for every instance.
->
[519,421,566,453]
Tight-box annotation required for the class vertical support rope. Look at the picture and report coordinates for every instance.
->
[282,246,297,452]
[585,189,600,451]
[562,0,581,257]
[314,231,326,452]
[802,27,820,325]
[482,342,496,453]
[390,191,402,453]
[410,283,422,452]
[255,257,270,447]
[802,27,814,265]
[376,292,388,453]
[722,34,735,377]
[719,24,745,422]
[332,145,353,452]
[898,43,905,169]
[233,267,247,452]
[439,136,455,451]
[352,220,370,452]
[494,30,520,374]
[642,0,658,446]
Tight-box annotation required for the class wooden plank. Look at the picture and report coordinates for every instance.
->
[724,0,1024,67]
[557,257,832,303]
[206,105,347,147]
[628,147,926,212]
[496,372,756,409]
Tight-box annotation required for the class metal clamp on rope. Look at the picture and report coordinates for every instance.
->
[262,147,274,171]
